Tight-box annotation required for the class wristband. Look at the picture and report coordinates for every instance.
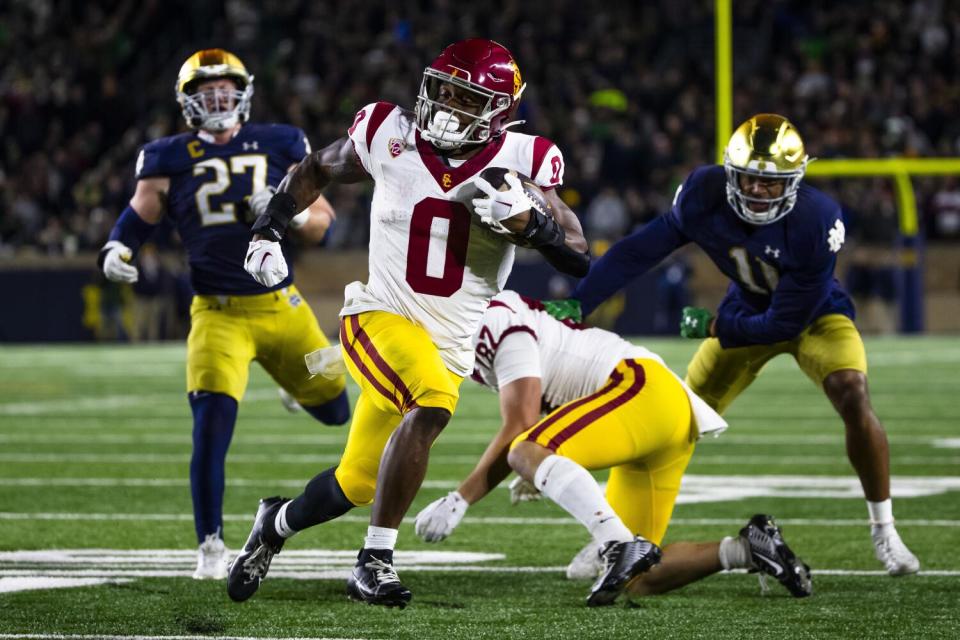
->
[251,191,298,242]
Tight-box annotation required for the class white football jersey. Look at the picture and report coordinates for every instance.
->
[472,290,727,437]
[341,102,566,376]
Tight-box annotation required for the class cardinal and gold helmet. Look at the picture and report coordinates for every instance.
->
[175,49,254,132]
[724,114,809,225]
[416,39,526,151]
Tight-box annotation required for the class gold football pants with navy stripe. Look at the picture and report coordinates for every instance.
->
[512,358,695,545]
[686,313,868,414]
[335,311,463,506]
[186,285,346,404]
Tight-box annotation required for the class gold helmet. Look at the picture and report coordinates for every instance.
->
[175,49,254,132]
[723,114,808,225]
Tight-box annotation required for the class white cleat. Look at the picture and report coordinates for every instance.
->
[565,539,603,581]
[871,524,920,576]
[193,534,229,580]
[278,387,303,414]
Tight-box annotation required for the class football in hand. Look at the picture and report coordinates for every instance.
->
[477,167,553,245]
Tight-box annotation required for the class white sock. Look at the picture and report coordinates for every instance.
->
[364,525,399,550]
[534,454,633,545]
[274,500,297,539]
[719,535,751,570]
[867,499,894,528]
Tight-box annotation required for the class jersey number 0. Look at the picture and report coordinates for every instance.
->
[406,198,471,297]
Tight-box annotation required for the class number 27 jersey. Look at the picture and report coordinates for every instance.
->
[342,102,566,377]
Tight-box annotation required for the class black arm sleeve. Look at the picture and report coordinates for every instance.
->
[250,191,298,242]
[517,209,591,277]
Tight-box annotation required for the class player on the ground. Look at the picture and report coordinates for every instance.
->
[549,114,918,576]
[228,39,590,608]
[98,49,349,579]
[414,290,811,604]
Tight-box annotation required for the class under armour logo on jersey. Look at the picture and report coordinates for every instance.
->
[765,245,781,259]
[828,219,846,253]
[243,141,259,151]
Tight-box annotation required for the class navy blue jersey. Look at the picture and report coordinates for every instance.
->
[135,123,310,295]
[573,165,855,348]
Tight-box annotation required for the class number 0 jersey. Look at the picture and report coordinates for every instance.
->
[472,291,727,437]
[135,123,310,295]
[342,102,566,376]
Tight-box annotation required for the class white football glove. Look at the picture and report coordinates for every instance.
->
[472,173,534,233]
[414,491,468,542]
[304,345,347,379]
[248,186,277,219]
[101,240,139,283]
[244,238,288,287]
[508,476,541,505]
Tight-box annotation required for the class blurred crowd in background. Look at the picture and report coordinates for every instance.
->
[1,0,959,339]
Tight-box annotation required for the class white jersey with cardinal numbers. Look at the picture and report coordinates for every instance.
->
[341,102,566,376]
[472,290,728,437]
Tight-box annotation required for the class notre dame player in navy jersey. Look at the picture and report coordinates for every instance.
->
[98,49,349,579]
[557,114,918,576]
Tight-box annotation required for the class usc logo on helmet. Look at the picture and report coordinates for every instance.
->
[511,62,522,97]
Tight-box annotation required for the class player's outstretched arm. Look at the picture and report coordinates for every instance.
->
[251,137,368,244]
[414,376,542,543]
[571,215,688,317]
[458,376,543,504]
[98,177,167,283]
[245,137,369,286]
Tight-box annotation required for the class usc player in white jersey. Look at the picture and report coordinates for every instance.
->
[228,39,589,608]
[415,290,813,605]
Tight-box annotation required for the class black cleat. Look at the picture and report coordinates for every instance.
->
[226,496,286,602]
[740,514,812,597]
[586,536,662,607]
[346,553,412,609]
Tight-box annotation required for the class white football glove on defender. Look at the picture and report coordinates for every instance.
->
[304,345,347,379]
[244,238,288,287]
[508,476,541,505]
[101,240,139,283]
[414,491,468,542]
[472,173,534,233]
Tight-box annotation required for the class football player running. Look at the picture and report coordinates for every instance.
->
[231,39,590,608]
[414,290,812,605]
[98,49,350,579]
[550,114,918,576]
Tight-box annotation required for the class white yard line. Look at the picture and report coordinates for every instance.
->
[2,452,958,466]
[0,429,954,448]
[0,512,958,526]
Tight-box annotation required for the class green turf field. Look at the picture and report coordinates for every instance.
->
[0,337,958,639]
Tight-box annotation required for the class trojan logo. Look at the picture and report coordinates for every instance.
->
[447,65,471,81]
[442,173,452,188]
[511,62,522,97]
[187,140,204,158]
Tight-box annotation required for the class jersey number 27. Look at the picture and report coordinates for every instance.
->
[193,155,267,225]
